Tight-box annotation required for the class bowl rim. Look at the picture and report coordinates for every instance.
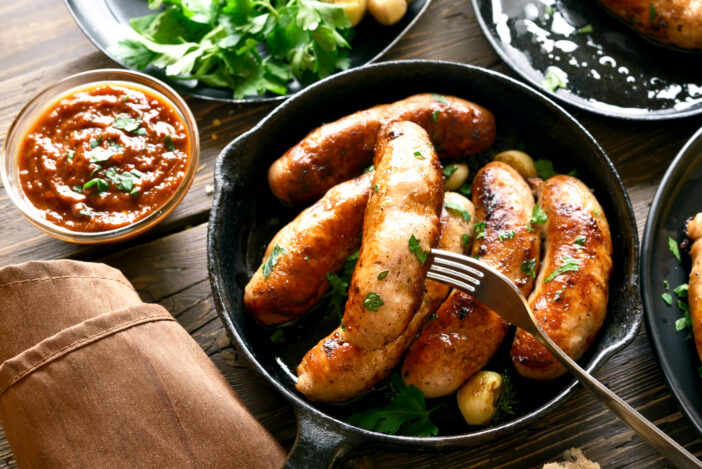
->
[207,59,642,446]
[1,68,200,244]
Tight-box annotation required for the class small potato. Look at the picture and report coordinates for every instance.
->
[367,0,407,25]
[494,150,538,179]
[323,0,367,26]
[444,163,469,191]
[456,371,502,426]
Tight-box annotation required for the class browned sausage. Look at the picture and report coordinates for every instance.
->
[244,172,371,325]
[342,121,444,349]
[511,176,612,380]
[268,93,496,205]
[402,162,540,398]
[295,193,475,402]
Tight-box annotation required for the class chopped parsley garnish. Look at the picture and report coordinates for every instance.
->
[675,310,691,334]
[431,109,440,122]
[674,284,689,298]
[661,292,673,306]
[373,184,379,193]
[364,164,375,174]
[90,136,102,149]
[521,258,536,278]
[262,244,287,279]
[545,256,580,282]
[304,256,310,261]
[459,182,472,198]
[325,249,359,329]
[66,150,75,161]
[444,201,471,221]
[534,159,559,179]
[443,164,458,179]
[592,209,601,217]
[112,115,143,133]
[461,233,471,252]
[542,67,568,92]
[649,2,656,21]
[269,329,285,344]
[409,234,429,263]
[576,24,593,34]
[664,280,670,290]
[89,165,101,178]
[79,208,92,217]
[498,230,516,241]
[363,292,384,312]
[72,185,82,193]
[530,205,548,226]
[429,313,438,321]
[105,167,141,193]
[414,151,425,160]
[377,270,389,281]
[574,235,586,248]
[164,135,176,151]
[475,221,487,239]
[545,5,555,16]
[668,236,681,263]
[108,139,123,152]
[347,372,439,436]
[698,366,702,378]
[554,285,567,301]
[83,178,109,193]
[431,94,448,105]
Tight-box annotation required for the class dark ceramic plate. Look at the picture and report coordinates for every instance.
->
[207,61,642,466]
[471,0,702,120]
[641,126,702,437]
[63,0,429,103]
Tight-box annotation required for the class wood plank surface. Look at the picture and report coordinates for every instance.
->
[1,0,701,467]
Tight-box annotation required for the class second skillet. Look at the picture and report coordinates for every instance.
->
[207,60,641,467]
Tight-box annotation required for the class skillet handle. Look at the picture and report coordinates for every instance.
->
[284,408,362,469]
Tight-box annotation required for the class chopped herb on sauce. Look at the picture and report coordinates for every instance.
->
[409,234,429,263]
[554,285,567,301]
[363,292,384,312]
[164,135,176,151]
[432,110,440,122]
[113,115,143,133]
[498,230,516,241]
[521,258,536,278]
[431,94,448,105]
[545,256,579,282]
[79,209,93,217]
[262,244,287,279]
[575,235,586,248]
[377,270,389,281]
[88,147,114,163]
[414,151,425,160]
[90,136,103,149]
[83,178,109,193]
[475,222,487,239]
[66,150,75,161]
[530,205,548,226]
[444,201,471,221]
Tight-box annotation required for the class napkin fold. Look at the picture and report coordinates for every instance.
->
[0,260,286,469]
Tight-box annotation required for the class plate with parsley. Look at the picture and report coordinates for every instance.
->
[64,0,430,102]
[641,126,702,437]
[471,0,702,120]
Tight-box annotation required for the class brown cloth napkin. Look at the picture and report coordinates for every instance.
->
[0,260,286,469]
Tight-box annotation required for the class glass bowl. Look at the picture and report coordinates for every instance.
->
[1,68,199,244]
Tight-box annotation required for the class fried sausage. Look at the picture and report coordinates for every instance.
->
[268,93,496,205]
[511,175,612,381]
[296,193,475,402]
[402,161,540,398]
[685,213,702,363]
[244,172,372,325]
[342,121,444,349]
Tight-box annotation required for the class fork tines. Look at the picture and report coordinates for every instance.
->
[427,249,484,294]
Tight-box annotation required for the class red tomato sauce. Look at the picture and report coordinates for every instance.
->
[18,83,190,232]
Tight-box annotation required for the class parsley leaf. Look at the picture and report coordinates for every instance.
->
[269,329,285,343]
[492,374,518,423]
[66,150,75,161]
[373,184,379,193]
[649,2,657,22]
[674,284,689,298]
[675,310,691,333]
[363,292,384,312]
[364,164,375,174]
[498,230,515,241]
[459,182,472,198]
[521,258,536,278]
[164,135,176,151]
[90,136,103,149]
[443,164,458,179]
[408,234,429,263]
[542,67,568,92]
[668,236,681,263]
[576,24,593,34]
[431,94,448,105]
[83,178,109,193]
[545,256,579,282]
[347,373,439,436]
[414,151,425,160]
[530,205,548,226]
[113,115,143,133]
[461,233,471,252]
[324,248,359,328]
[262,244,286,279]
[554,285,567,301]
[87,147,114,163]
[574,235,586,248]
[377,270,389,280]
[431,109,440,122]
[474,221,487,239]
[534,159,559,179]
[661,292,673,306]
[79,208,93,217]
[444,202,471,221]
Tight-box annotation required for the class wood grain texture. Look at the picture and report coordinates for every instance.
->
[1,0,702,467]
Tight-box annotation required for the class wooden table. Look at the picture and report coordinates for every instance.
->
[1,1,701,467]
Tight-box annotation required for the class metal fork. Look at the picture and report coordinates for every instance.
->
[427,248,702,469]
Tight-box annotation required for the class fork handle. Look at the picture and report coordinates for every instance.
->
[534,330,702,468]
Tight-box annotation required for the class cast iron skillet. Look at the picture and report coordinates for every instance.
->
[641,126,702,437]
[64,0,430,103]
[207,60,642,467]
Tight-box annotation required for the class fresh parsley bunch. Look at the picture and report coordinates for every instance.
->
[112,0,353,98]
